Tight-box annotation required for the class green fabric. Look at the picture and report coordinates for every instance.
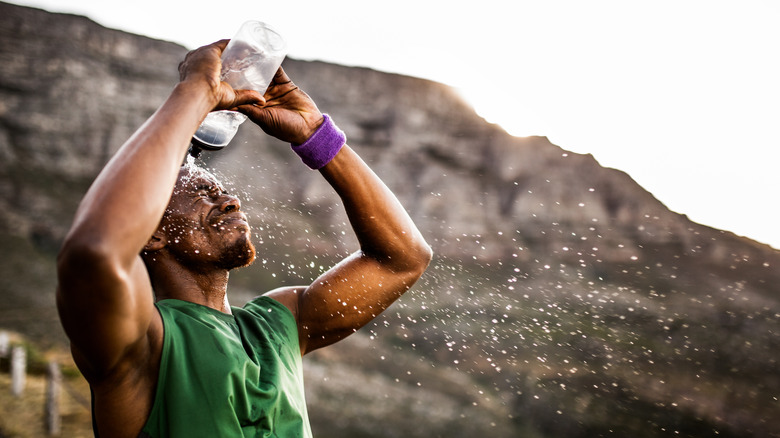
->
[141,297,312,438]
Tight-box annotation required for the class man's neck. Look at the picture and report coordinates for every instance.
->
[151,262,233,314]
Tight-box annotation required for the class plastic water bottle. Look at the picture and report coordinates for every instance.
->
[191,21,287,156]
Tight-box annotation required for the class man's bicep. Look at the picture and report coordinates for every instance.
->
[56,255,157,379]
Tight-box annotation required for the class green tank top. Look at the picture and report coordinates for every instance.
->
[141,297,312,438]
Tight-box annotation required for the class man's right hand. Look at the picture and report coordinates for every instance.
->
[178,39,264,112]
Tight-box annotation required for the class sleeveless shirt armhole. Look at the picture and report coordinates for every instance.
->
[92,305,167,438]
[139,303,170,438]
[244,295,295,318]
[242,296,298,330]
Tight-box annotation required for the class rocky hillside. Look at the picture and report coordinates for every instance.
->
[1,2,778,437]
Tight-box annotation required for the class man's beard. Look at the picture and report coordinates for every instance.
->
[216,234,257,270]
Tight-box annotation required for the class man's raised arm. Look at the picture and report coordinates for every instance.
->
[297,143,433,352]
[240,68,432,354]
[56,41,262,378]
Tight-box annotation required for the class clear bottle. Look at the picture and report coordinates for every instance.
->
[191,21,287,156]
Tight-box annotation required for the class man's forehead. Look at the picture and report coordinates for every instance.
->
[174,166,225,195]
[175,166,223,191]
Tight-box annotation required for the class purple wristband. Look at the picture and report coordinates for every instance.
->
[290,114,346,169]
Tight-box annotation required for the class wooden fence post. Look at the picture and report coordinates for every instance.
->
[11,345,26,396]
[46,361,62,436]
[0,331,8,357]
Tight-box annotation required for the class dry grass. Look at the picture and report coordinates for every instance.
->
[0,336,92,438]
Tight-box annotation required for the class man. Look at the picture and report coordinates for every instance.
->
[56,39,432,437]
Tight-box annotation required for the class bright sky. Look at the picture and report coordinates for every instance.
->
[10,0,780,249]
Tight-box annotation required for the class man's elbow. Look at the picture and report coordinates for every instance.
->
[406,238,433,277]
[419,240,434,267]
[370,238,432,277]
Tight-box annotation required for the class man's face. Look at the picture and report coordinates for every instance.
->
[157,166,256,270]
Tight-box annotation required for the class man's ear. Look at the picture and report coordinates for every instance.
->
[144,231,167,252]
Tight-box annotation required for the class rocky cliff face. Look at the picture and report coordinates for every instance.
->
[0,2,771,264]
[1,2,778,437]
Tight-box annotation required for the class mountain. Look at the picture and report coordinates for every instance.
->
[1,2,778,437]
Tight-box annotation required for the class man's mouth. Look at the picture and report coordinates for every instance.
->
[213,213,250,231]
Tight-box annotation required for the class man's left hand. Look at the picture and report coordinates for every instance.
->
[237,67,324,145]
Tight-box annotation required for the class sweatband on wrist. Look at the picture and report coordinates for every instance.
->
[290,114,346,169]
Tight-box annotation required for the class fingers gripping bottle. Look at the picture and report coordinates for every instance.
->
[190,21,287,157]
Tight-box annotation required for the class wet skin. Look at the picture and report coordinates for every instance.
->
[151,167,257,272]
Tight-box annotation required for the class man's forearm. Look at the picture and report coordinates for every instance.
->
[291,144,431,353]
[319,145,432,271]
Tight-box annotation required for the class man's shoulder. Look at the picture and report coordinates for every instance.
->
[255,286,305,321]
[242,294,293,312]
[239,294,298,331]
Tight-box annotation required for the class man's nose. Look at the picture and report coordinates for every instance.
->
[219,195,241,212]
